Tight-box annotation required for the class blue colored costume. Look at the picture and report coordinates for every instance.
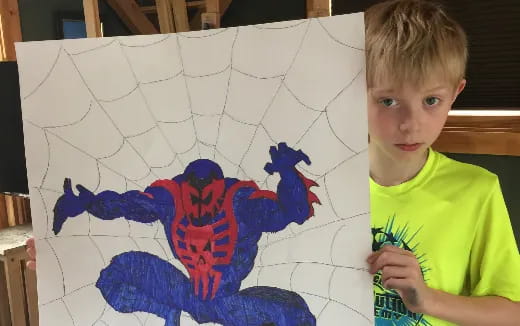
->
[53,143,320,326]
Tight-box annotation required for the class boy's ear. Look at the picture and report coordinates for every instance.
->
[452,79,467,104]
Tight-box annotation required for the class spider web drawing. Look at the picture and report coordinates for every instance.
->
[17,13,373,326]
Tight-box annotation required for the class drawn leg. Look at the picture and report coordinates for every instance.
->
[213,286,316,326]
[96,251,193,325]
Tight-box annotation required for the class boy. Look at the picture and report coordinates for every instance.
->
[27,0,519,325]
[365,0,520,325]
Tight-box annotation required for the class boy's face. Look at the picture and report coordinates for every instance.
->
[368,77,466,163]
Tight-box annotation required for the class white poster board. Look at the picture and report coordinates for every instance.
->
[16,13,372,326]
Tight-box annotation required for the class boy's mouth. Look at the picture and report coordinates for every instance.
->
[395,143,422,152]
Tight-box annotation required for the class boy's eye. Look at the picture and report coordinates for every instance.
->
[379,98,397,108]
[424,97,440,106]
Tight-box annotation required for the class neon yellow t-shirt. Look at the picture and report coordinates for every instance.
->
[370,148,520,326]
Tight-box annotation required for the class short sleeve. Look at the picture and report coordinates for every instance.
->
[469,176,520,302]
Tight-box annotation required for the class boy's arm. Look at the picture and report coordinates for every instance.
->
[368,245,520,326]
[425,289,520,326]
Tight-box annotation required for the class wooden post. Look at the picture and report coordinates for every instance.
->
[307,0,331,18]
[4,249,28,326]
[4,196,15,227]
[0,195,7,230]
[0,263,11,326]
[83,0,102,38]
[156,0,176,33]
[24,267,38,326]
[0,0,22,61]
[170,0,190,32]
[202,0,219,29]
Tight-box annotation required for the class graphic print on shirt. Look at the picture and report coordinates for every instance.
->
[372,215,432,326]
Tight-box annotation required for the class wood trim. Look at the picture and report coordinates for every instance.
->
[83,0,102,38]
[432,109,520,156]
[0,0,22,61]
[104,0,158,34]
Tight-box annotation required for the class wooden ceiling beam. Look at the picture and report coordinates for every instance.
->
[156,0,175,33]
[170,0,190,32]
[104,0,158,34]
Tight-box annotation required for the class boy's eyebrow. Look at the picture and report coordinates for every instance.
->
[423,86,450,92]
[369,87,395,93]
[369,86,451,93]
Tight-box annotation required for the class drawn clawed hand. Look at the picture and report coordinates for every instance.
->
[264,142,311,175]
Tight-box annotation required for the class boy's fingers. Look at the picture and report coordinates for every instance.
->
[381,266,410,283]
[383,276,411,292]
[27,246,36,260]
[379,244,413,256]
[369,251,417,274]
[26,260,36,271]
[26,237,35,247]
[366,252,377,263]
[368,244,417,264]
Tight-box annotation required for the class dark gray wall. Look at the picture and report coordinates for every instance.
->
[18,0,130,41]
[222,0,305,27]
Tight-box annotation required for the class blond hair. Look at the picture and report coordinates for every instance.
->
[365,0,468,88]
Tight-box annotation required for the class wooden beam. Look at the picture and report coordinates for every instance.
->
[307,0,331,18]
[141,1,204,14]
[0,0,22,61]
[432,109,520,156]
[187,1,206,8]
[0,36,4,61]
[170,0,190,32]
[140,5,157,14]
[202,0,219,29]
[83,0,102,37]
[105,0,158,34]
[156,0,175,33]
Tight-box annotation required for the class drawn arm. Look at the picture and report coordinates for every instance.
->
[234,142,320,233]
[53,178,175,234]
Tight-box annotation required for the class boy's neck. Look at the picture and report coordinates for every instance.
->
[369,147,429,187]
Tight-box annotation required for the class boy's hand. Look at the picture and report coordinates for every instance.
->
[367,245,433,314]
[26,237,36,271]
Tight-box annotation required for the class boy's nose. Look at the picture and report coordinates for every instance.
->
[398,107,421,134]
